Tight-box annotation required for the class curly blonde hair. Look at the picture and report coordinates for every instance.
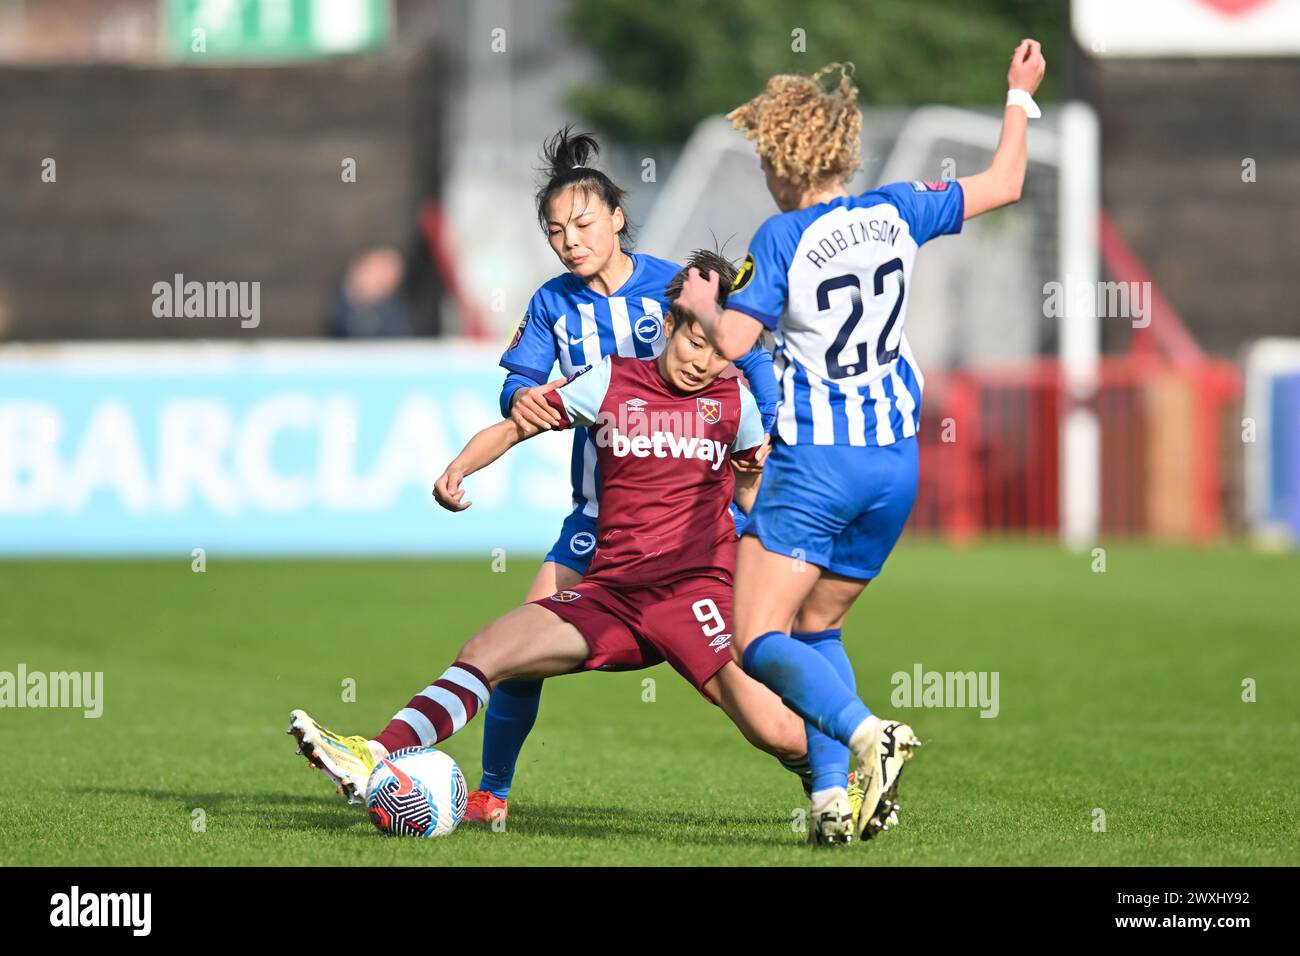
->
[727,62,861,190]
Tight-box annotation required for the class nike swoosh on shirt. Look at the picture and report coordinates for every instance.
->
[568,333,595,345]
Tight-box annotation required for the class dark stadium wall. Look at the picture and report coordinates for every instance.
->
[1073,45,1300,357]
[0,57,442,340]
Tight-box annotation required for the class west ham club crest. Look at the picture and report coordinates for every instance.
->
[696,397,722,424]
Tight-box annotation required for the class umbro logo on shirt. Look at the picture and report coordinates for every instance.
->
[625,398,648,408]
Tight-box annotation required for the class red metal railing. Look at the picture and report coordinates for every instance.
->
[913,358,1237,541]
[910,212,1242,542]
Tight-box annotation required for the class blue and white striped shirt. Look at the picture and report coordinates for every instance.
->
[725,181,964,447]
[500,252,778,515]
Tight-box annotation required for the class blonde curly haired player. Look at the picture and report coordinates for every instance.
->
[726,61,862,196]
[677,41,1047,845]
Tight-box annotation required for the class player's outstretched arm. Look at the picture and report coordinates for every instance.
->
[433,417,543,512]
[510,376,568,431]
[958,38,1046,221]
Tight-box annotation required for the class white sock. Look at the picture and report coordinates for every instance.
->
[811,787,849,812]
[848,714,881,756]
[367,739,389,762]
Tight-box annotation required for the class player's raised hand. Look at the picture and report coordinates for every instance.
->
[1008,38,1045,95]
[676,266,721,322]
[510,378,565,431]
[433,466,472,512]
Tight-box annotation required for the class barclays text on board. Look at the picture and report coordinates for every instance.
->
[0,343,573,555]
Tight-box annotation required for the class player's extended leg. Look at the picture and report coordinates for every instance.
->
[701,661,814,804]
[794,573,866,633]
[703,660,806,764]
[289,603,589,804]
[719,541,868,842]
[731,539,917,842]
[373,602,590,752]
[472,559,584,823]
[792,575,868,836]
[730,532,874,747]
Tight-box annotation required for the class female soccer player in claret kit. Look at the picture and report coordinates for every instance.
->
[286,253,821,825]
[468,128,781,825]
[676,41,1048,844]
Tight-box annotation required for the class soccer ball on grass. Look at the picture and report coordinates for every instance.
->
[365,746,467,837]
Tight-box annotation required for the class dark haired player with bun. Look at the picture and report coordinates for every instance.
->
[287,253,812,815]
[468,128,781,824]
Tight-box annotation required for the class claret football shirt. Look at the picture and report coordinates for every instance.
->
[543,355,764,588]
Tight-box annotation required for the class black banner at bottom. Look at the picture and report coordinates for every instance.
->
[0,865,1280,941]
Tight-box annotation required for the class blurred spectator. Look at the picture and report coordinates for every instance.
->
[330,247,413,338]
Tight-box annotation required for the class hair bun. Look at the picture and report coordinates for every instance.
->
[540,125,601,179]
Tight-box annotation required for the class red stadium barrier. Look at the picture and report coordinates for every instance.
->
[912,356,1239,542]
[420,200,489,340]
[909,213,1241,543]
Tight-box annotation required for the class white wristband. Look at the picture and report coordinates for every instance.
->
[1006,88,1041,119]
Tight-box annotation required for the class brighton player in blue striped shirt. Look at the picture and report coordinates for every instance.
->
[466,128,782,824]
[678,42,1047,843]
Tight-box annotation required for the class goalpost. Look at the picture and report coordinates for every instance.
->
[874,102,1101,550]
[1057,104,1103,551]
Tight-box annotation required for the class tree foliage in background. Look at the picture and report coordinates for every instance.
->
[564,0,1061,144]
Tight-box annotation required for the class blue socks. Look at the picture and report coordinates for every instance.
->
[477,678,543,798]
[742,630,871,746]
[793,629,855,794]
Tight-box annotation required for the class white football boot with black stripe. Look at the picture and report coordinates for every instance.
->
[849,716,921,841]
[808,793,856,846]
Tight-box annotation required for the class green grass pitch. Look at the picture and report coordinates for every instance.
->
[2,542,1297,866]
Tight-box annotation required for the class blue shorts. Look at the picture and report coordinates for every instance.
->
[547,503,748,574]
[545,507,599,574]
[744,437,918,580]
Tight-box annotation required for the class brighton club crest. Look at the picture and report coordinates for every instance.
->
[696,397,722,425]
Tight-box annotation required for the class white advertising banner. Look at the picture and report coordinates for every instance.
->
[1073,0,1300,57]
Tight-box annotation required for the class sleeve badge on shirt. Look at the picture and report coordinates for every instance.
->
[508,314,529,350]
[697,397,722,425]
[910,180,950,192]
[731,253,755,294]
